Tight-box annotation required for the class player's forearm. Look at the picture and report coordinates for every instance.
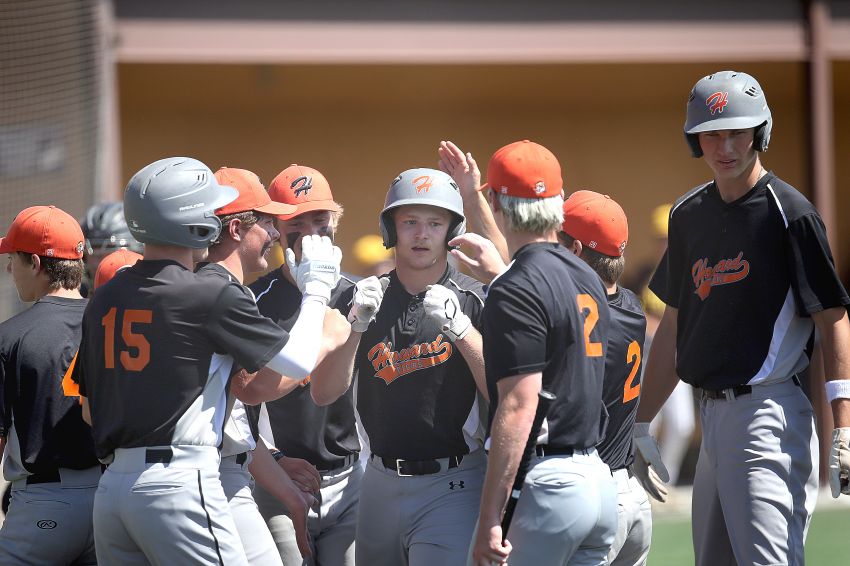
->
[249,439,307,509]
[81,396,92,426]
[478,375,539,526]
[813,307,850,427]
[265,297,328,379]
[636,306,680,423]
[232,367,301,405]
[310,331,360,406]
[454,328,489,401]
[464,191,509,263]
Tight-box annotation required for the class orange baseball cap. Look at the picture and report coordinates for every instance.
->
[268,164,342,220]
[94,248,143,289]
[214,167,297,216]
[561,190,629,257]
[0,205,85,259]
[479,140,563,199]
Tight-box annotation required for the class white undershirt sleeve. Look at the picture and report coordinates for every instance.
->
[264,296,326,380]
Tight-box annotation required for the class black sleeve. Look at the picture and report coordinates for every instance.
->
[786,213,850,314]
[483,281,548,382]
[207,283,290,373]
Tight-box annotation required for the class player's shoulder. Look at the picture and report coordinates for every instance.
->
[762,174,819,225]
[610,286,644,313]
[249,268,286,302]
[670,181,713,219]
[445,266,485,307]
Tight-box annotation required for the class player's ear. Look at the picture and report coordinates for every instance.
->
[571,240,582,257]
[29,253,42,274]
[226,218,241,241]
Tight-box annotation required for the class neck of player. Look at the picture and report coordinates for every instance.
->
[505,228,560,260]
[714,155,766,203]
[395,255,447,295]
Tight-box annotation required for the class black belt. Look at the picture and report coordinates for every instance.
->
[26,470,61,485]
[235,452,248,465]
[702,374,802,401]
[535,445,589,457]
[702,384,752,400]
[145,448,173,464]
[374,454,464,476]
[319,452,359,474]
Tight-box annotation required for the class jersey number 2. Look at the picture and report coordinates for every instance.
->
[623,340,641,403]
[576,294,603,357]
[102,307,152,371]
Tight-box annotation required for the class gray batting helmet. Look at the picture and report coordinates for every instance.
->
[124,157,238,249]
[379,168,466,249]
[684,70,772,158]
[81,202,144,255]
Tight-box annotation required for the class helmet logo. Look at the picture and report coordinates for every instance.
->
[413,176,433,193]
[706,91,728,115]
[291,176,312,197]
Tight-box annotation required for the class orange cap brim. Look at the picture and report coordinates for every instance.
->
[254,201,298,216]
[277,199,342,220]
[0,237,11,254]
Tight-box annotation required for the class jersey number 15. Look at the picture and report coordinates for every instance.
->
[101,307,152,371]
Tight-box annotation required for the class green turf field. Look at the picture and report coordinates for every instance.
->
[648,507,850,565]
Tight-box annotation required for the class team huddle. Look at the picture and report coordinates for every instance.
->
[0,69,849,566]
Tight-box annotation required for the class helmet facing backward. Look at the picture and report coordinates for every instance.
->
[684,70,772,158]
[80,202,143,255]
[379,168,466,249]
[124,157,239,249]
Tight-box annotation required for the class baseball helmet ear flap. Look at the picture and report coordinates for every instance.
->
[378,168,466,249]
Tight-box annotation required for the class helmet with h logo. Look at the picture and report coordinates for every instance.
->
[684,71,772,158]
[378,168,466,249]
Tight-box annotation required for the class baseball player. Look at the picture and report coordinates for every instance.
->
[559,190,651,565]
[198,166,324,566]
[80,201,143,296]
[635,71,850,565]
[249,164,381,566]
[470,141,617,566]
[74,156,344,564]
[350,168,488,566]
[0,205,100,564]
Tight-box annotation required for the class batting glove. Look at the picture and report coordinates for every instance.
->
[285,235,342,303]
[632,422,670,502]
[423,284,471,342]
[348,276,389,333]
[829,427,850,498]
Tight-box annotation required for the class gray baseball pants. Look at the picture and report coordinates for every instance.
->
[93,445,248,565]
[358,449,486,566]
[0,466,101,565]
[254,457,362,566]
[220,453,282,566]
[496,448,618,566]
[607,468,651,566]
[692,378,818,566]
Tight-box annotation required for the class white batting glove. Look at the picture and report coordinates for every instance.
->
[285,235,342,303]
[632,422,670,502]
[829,427,850,498]
[423,284,471,342]
[348,276,389,333]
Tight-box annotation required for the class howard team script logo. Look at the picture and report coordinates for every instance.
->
[368,335,452,385]
[691,252,750,300]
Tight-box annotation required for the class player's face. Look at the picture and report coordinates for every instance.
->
[241,213,280,273]
[7,253,39,302]
[698,128,758,181]
[280,210,335,263]
[393,205,451,271]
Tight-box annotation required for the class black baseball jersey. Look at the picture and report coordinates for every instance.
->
[596,287,647,471]
[77,259,288,460]
[0,297,98,480]
[483,242,609,450]
[248,269,360,470]
[650,173,850,389]
[352,265,485,460]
